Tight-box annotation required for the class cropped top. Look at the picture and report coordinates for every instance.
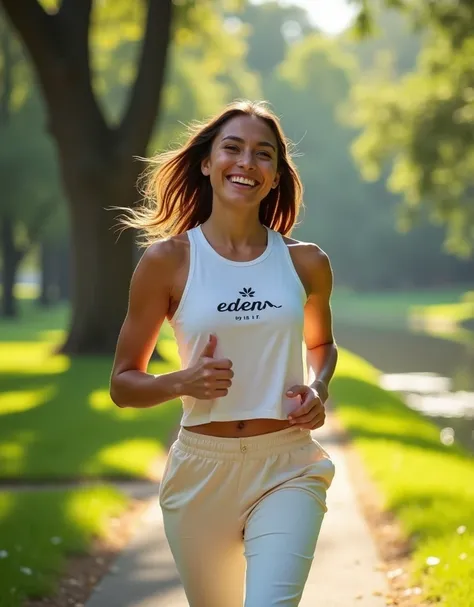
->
[169,225,308,426]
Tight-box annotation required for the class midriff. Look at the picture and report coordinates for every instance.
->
[184,418,292,438]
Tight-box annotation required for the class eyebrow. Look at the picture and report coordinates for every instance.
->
[221,135,276,152]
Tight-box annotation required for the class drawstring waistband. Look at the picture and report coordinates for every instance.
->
[176,425,313,461]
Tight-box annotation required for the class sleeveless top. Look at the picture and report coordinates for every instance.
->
[169,225,308,426]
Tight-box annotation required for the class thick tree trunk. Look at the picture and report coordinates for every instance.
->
[58,160,137,354]
[1,0,173,354]
[1,215,19,317]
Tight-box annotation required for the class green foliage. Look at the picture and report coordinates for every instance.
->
[349,1,474,255]
[237,1,474,289]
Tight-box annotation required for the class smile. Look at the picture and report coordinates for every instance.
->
[226,175,259,188]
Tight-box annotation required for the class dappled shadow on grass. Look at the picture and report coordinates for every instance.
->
[0,347,182,481]
[330,375,469,460]
[0,485,128,606]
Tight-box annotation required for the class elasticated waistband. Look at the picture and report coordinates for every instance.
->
[176,425,313,461]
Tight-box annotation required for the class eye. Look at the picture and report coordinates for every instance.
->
[258,151,272,159]
[224,145,239,152]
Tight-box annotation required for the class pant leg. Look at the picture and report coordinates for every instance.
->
[160,439,246,607]
[243,486,326,607]
[163,513,246,607]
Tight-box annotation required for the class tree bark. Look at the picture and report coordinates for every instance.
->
[1,0,174,354]
[0,215,19,317]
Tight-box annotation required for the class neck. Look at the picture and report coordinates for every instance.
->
[202,205,266,247]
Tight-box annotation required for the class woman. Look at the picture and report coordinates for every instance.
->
[110,99,337,607]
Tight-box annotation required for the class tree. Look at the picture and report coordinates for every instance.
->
[348,1,474,256]
[1,0,173,353]
[1,12,64,317]
[243,3,474,290]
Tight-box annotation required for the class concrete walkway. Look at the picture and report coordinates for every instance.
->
[86,418,388,606]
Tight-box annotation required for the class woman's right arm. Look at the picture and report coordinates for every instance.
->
[109,240,187,408]
[110,239,234,409]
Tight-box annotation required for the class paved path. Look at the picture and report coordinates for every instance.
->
[86,418,388,606]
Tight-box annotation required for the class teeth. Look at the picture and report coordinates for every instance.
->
[229,176,256,187]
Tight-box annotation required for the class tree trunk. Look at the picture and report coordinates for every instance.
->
[1,0,173,354]
[1,214,19,317]
[58,240,71,301]
[57,161,136,354]
[38,239,56,306]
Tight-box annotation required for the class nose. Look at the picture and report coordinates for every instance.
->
[237,149,256,171]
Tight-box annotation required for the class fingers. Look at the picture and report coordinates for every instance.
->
[214,368,234,380]
[295,412,326,430]
[200,333,217,358]
[291,408,325,426]
[286,385,307,398]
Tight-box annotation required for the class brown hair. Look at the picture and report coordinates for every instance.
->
[120,99,304,245]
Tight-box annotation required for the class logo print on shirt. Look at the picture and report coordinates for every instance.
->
[217,287,282,314]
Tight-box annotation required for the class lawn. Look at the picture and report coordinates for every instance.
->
[332,286,473,330]
[332,349,474,606]
[0,299,182,605]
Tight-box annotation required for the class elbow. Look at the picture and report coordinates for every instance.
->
[109,377,127,408]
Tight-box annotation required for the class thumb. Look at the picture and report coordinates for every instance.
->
[286,385,307,398]
[200,333,217,359]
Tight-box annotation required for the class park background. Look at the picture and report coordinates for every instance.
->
[0,0,473,605]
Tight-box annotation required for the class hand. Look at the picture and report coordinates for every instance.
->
[182,334,233,400]
[286,383,327,430]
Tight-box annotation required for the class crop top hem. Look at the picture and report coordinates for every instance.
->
[181,409,289,426]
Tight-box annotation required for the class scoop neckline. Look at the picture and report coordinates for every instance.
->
[195,224,274,266]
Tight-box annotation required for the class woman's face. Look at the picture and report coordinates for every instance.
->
[201,114,280,208]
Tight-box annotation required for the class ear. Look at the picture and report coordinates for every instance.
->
[201,157,211,176]
[271,172,281,189]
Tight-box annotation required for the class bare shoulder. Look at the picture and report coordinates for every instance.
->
[282,235,332,274]
[135,233,189,278]
[142,233,188,267]
[129,234,190,303]
[282,235,333,294]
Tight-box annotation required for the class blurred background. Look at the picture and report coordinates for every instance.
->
[0,1,473,605]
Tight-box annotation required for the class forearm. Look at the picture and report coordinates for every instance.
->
[306,342,338,400]
[110,368,187,409]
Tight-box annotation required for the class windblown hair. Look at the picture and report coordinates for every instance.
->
[120,99,304,245]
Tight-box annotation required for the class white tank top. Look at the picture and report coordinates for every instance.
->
[170,225,308,426]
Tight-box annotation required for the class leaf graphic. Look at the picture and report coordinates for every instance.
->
[239,287,255,298]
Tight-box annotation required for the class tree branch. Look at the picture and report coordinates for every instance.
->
[58,0,92,74]
[0,0,59,76]
[118,0,174,156]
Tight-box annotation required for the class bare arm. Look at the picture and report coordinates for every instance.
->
[302,246,338,401]
[110,240,187,408]
[110,239,234,409]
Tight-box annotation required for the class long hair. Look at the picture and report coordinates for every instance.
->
[120,100,304,245]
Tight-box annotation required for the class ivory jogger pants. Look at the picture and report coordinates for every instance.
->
[159,426,336,607]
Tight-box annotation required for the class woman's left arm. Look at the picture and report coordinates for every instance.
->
[287,244,338,429]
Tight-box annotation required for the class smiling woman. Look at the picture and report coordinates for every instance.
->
[118,99,303,242]
[110,99,338,606]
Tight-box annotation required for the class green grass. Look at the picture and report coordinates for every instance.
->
[0,301,182,605]
[332,349,474,606]
[0,486,128,606]
[332,286,473,329]
[0,302,181,479]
